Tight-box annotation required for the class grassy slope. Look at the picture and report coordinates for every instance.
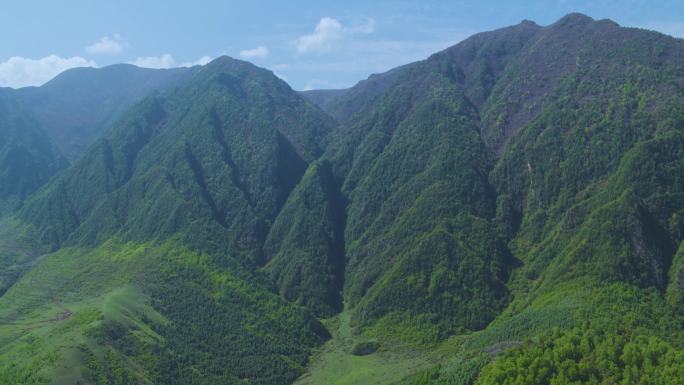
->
[0,241,163,384]
[295,309,431,385]
[0,238,329,385]
[0,219,49,295]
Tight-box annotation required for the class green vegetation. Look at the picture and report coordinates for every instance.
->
[264,160,345,316]
[307,63,513,341]
[0,239,327,385]
[15,64,195,160]
[0,219,48,295]
[2,57,334,384]
[0,64,193,213]
[294,309,432,385]
[287,12,684,384]
[351,340,379,356]
[477,327,684,385]
[0,90,67,214]
[3,12,684,385]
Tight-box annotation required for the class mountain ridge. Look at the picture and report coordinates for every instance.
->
[2,12,684,385]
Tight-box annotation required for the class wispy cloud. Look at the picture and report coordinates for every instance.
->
[130,54,211,69]
[347,18,376,34]
[130,54,176,69]
[283,16,469,89]
[181,56,212,67]
[0,55,96,88]
[295,17,376,53]
[86,34,125,54]
[239,46,269,59]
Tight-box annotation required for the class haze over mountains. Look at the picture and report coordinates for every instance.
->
[0,65,196,214]
[1,13,684,385]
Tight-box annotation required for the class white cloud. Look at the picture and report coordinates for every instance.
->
[294,17,376,53]
[130,54,212,69]
[130,54,176,69]
[296,17,345,53]
[180,56,212,67]
[348,18,376,34]
[239,46,269,59]
[85,34,125,54]
[0,55,97,88]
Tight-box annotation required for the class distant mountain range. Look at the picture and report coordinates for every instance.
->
[1,13,683,385]
[0,65,195,213]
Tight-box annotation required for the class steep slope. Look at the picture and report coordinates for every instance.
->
[21,57,332,251]
[0,90,62,298]
[0,89,67,214]
[301,16,540,125]
[300,64,411,123]
[277,17,544,339]
[333,65,510,339]
[489,13,684,304]
[1,56,335,385]
[264,160,346,316]
[279,14,684,384]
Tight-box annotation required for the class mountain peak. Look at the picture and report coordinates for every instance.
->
[205,55,237,65]
[203,55,259,70]
[198,55,270,79]
[553,12,595,27]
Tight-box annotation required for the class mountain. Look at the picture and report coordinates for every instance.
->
[0,64,195,214]
[282,15,545,339]
[2,12,684,385]
[0,89,67,214]
[21,58,332,251]
[299,64,409,122]
[1,57,335,384]
[0,64,197,313]
[15,64,196,160]
[299,88,347,115]
[275,13,684,383]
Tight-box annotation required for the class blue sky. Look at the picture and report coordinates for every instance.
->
[1,0,683,90]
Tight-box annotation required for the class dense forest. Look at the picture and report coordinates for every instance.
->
[1,12,684,385]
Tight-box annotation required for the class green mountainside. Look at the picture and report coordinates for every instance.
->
[0,65,194,216]
[275,13,684,383]
[2,12,684,385]
[2,57,335,384]
[0,90,67,214]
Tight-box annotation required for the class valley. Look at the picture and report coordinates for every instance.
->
[1,11,684,385]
